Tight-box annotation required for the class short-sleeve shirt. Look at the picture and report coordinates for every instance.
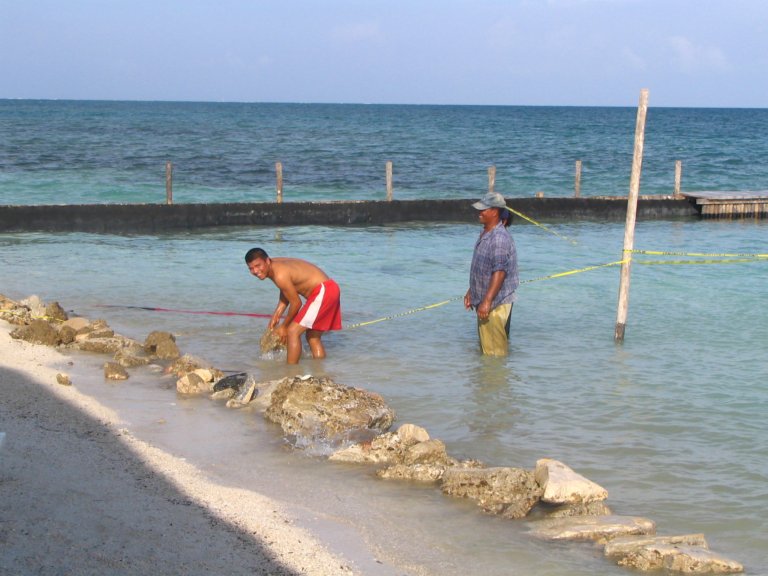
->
[469,222,519,310]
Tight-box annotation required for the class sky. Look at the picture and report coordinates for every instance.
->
[1,0,766,107]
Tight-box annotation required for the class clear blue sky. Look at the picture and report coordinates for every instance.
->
[1,0,766,107]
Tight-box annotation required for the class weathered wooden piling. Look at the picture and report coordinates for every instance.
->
[165,161,173,205]
[574,160,582,198]
[615,88,649,343]
[276,161,283,204]
[386,161,393,201]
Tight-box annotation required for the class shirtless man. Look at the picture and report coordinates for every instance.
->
[245,248,342,364]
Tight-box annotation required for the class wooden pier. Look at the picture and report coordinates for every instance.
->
[682,191,768,219]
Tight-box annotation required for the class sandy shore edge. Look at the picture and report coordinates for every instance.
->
[0,321,365,576]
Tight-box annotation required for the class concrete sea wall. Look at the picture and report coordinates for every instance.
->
[0,197,699,233]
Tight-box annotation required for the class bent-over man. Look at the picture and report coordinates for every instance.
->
[245,248,342,364]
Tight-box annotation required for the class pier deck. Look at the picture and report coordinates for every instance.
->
[682,191,768,219]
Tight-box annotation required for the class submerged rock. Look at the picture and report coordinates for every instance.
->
[530,515,656,543]
[260,328,285,353]
[104,361,129,381]
[605,534,743,574]
[441,466,543,519]
[264,375,396,447]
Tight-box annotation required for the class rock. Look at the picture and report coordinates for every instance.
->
[226,375,258,408]
[56,373,72,386]
[264,375,396,447]
[396,423,430,445]
[44,301,68,322]
[104,362,129,380]
[167,355,207,377]
[605,534,743,574]
[144,331,180,360]
[62,317,90,332]
[20,295,45,318]
[76,337,130,354]
[213,372,250,392]
[403,439,450,465]
[9,319,62,346]
[176,372,210,395]
[531,500,613,518]
[0,298,31,325]
[377,463,449,482]
[260,328,285,353]
[57,324,77,345]
[529,515,656,543]
[114,344,152,368]
[192,368,214,383]
[330,425,430,465]
[211,388,236,401]
[534,458,608,504]
[441,466,543,519]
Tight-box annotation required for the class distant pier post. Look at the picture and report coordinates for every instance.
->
[574,160,582,198]
[488,166,496,194]
[276,161,283,204]
[386,161,393,201]
[615,88,649,343]
[674,160,682,198]
[165,161,173,205]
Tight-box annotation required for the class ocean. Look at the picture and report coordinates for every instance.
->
[1,100,767,575]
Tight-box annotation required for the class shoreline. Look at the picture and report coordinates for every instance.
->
[0,321,387,576]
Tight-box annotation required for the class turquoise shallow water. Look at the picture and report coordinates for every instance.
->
[1,219,766,575]
[2,100,767,573]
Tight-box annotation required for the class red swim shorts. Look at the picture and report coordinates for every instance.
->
[294,279,342,331]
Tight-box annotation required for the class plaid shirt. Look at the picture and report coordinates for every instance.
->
[469,222,519,309]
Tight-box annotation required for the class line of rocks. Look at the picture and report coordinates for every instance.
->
[1,294,745,574]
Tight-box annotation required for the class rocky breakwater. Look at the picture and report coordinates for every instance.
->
[1,293,745,574]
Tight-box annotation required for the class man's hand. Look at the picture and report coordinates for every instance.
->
[476,300,491,321]
[275,324,288,344]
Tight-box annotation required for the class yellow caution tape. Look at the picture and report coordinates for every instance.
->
[520,259,627,284]
[506,205,578,245]
[628,249,768,258]
[345,297,461,329]
[635,258,766,266]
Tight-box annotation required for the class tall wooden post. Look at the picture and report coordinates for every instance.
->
[674,160,682,198]
[275,161,283,204]
[615,88,649,343]
[488,166,496,194]
[165,161,173,205]
[574,160,582,198]
[386,161,393,201]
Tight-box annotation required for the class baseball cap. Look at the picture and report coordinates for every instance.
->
[472,191,507,210]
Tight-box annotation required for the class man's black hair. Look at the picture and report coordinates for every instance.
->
[245,247,269,263]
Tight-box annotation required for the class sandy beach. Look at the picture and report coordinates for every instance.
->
[0,321,369,576]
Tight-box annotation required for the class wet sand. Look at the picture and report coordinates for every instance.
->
[0,322,367,576]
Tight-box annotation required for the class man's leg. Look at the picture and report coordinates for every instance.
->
[286,322,308,364]
[477,303,512,356]
[305,329,326,359]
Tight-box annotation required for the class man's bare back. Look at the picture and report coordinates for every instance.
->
[267,257,329,298]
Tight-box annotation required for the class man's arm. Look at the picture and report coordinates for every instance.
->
[476,270,506,320]
[270,269,303,339]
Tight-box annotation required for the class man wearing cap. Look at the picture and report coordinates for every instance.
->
[464,191,519,356]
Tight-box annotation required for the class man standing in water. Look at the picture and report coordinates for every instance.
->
[464,192,519,356]
[245,248,342,364]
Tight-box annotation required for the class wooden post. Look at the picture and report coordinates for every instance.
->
[615,89,649,343]
[386,160,393,201]
[275,161,283,204]
[488,166,496,194]
[674,160,682,198]
[574,160,582,198]
[165,161,173,205]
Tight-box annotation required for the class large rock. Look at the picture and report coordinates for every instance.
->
[534,458,608,504]
[605,534,744,574]
[264,375,395,447]
[531,500,613,519]
[144,331,180,360]
[329,424,431,465]
[104,361,129,380]
[529,515,656,543]
[44,301,68,322]
[441,466,543,519]
[9,319,61,346]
